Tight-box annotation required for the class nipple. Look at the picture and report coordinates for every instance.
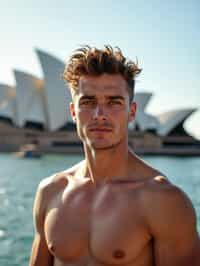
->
[112,249,125,259]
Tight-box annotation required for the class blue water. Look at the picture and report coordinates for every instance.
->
[0,153,200,266]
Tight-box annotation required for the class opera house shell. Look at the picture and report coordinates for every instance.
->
[0,49,199,155]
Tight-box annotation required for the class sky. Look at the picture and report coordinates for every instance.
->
[0,0,199,139]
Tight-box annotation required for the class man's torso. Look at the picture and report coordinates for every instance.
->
[43,163,163,266]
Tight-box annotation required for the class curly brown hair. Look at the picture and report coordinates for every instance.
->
[63,45,142,102]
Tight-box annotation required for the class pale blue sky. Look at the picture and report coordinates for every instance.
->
[0,0,199,138]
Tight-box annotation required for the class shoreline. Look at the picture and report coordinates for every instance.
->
[0,124,200,157]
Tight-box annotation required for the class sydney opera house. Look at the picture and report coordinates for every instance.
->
[0,49,200,155]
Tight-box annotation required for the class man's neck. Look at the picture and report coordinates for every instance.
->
[83,142,130,184]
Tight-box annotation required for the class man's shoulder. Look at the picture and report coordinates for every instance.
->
[143,176,194,210]
[37,160,85,195]
[142,176,197,233]
[144,176,191,204]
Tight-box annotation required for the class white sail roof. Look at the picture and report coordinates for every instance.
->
[14,70,46,127]
[129,92,156,131]
[134,92,152,111]
[36,49,72,130]
[136,111,160,131]
[0,84,17,123]
[156,108,197,136]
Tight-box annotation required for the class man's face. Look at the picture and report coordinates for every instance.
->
[70,73,136,150]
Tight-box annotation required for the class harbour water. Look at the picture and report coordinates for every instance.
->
[0,153,200,266]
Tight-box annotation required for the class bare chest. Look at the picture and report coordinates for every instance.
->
[45,182,152,265]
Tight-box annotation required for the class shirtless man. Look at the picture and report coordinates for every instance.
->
[29,45,200,266]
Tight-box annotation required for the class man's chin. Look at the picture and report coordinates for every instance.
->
[92,145,114,150]
[86,140,119,150]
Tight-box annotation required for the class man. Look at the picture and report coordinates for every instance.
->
[29,45,200,266]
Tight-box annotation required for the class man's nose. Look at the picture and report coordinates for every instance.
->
[93,104,107,120]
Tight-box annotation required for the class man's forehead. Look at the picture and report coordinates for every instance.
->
[78,87,125,96]
[78,74,128,94]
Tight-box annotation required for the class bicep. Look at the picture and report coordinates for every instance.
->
[154,234,200,266]
[29,182,53,266]
[29,232,53,266]
[146,183,200,265]
[154,201,199,266]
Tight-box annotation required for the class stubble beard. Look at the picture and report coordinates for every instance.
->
[78,124,127,152]
[84,134,125,152]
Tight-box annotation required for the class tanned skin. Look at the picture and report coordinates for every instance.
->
[29,74,200,266]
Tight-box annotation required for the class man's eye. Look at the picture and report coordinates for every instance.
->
[109,100,122,105]
[81,100,96,106]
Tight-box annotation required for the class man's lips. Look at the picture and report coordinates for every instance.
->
[89,128,112,132]
[88,123,113,133]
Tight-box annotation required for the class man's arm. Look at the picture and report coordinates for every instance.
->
[145,179,200,266]
[29,180,53,266]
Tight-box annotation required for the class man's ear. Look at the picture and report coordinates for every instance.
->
[128,101,137,122]
[70,102,76,122]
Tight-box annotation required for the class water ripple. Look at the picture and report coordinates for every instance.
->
[0,229,6,238]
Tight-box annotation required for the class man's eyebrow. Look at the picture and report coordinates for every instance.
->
[79,95,96,100]
[107,96,125,100]
[79,95,125,101]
